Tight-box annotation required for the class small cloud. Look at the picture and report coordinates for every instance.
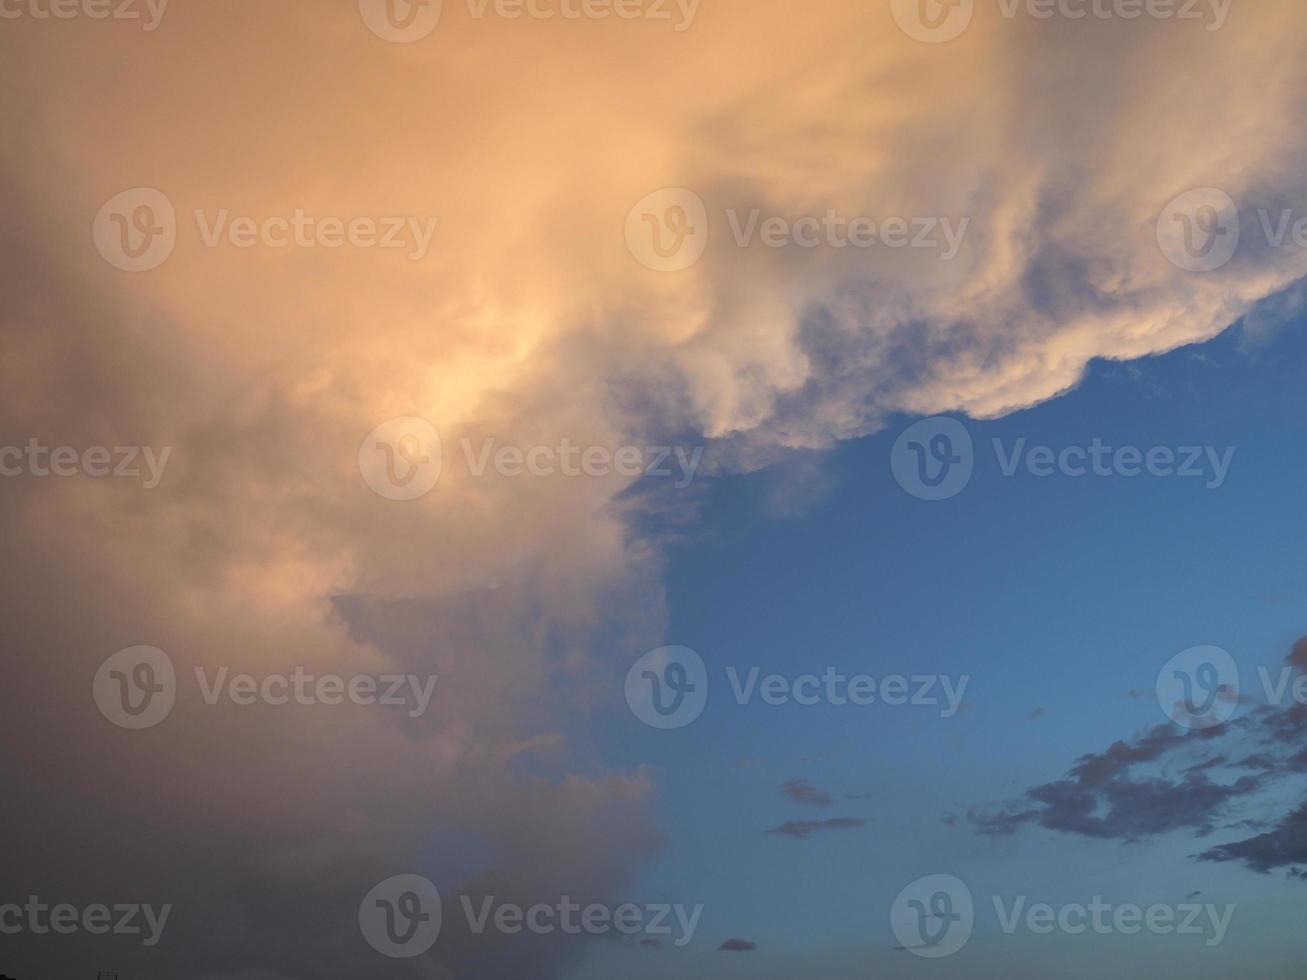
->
[1186,890,1203,900]
[1030,706,1046,721]
[719,939,758,952]
[765,817,867,840]
[1287,636,1307,670]
[784,779,834,808]
[941,813,958,827]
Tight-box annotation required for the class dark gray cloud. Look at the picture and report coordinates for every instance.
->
[765,818,867,840]
[973,638,1307,881]
[1198,801,1307,874]
[718,939,758,952]
[783,779,834,808]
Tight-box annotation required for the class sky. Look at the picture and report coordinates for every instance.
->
[3,1,1307,977]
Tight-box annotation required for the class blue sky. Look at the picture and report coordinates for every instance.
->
[581,304,1307,977]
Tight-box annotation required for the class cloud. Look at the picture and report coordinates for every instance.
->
[1198,801,1307,874]
[783,779,835,808]
[972,638,1307,880]
[718,939,759,952]
[765,818,867,840]
[7,3,1307,977]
